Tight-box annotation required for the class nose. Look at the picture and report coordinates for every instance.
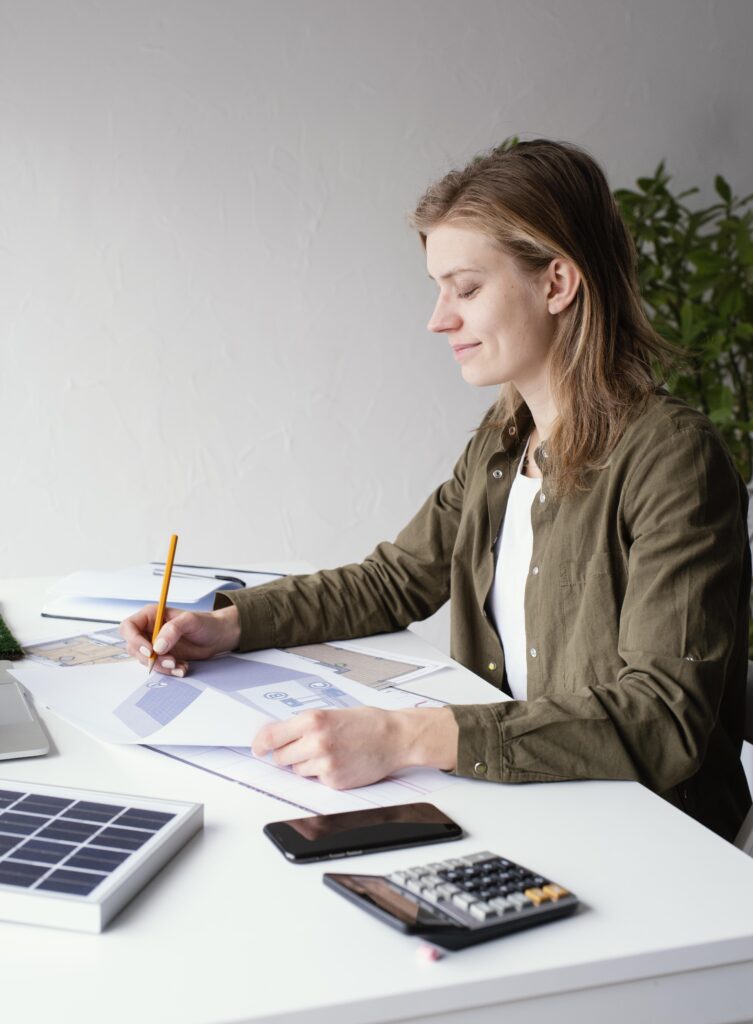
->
[427,295,462,334]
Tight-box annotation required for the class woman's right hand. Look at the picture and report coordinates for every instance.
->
[119,604,242,676]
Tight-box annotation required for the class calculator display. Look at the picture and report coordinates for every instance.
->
[324,850,580,950]
[329,874,452,928]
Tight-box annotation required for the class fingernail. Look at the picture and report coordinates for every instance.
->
[161,658,176,670]
[139,645,151,658]
[171,668,185,678]
[153,638,168,654]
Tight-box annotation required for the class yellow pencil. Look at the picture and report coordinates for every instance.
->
[148,534,178,676]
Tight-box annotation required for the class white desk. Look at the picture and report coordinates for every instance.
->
[2,570,753,1024]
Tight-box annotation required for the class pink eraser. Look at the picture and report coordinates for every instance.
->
[416,942,444,963]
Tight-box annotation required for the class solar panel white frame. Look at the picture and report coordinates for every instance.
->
[0,779,203,933]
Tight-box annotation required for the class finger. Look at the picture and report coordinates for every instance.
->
[289,758,322,779]
[119,604,159,657]
[252,715,312,757]
[289,760,346,789]
[270,736,318,768]
[152,611,195,655]
[156,657,189,677]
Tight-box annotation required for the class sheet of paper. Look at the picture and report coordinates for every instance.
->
[149,743,459,815]
[279,640,446,688]
[11,647,420,747]
[15,625,456,813]
[41,564,284,623]
[47,566,228,603]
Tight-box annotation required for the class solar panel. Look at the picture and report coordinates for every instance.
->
[0,779,203,932]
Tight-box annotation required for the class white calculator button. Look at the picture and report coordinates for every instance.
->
[470,901,494,921]
[452,892,477,911]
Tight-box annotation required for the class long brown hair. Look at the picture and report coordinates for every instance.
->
[408,138,676,496]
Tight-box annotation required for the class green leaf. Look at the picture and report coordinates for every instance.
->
[613,163,753,484]
[715,175,733,203]
[719,287,744,319]
[705,331,726,359]
[680,300,694,343]
[708,392,735,426]
[737,222,753,265]
[687,250,728,275]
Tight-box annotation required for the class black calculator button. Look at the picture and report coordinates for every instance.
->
[323,851,578,951]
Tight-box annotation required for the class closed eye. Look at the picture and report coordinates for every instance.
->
[459,287,479,299]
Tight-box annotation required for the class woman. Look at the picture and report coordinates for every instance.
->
[122,139,752,843]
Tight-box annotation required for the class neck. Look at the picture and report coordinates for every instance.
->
[516,377,558,447]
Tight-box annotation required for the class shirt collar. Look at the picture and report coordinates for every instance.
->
[498,405,551,475]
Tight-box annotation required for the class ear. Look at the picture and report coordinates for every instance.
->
[544,258,581,314]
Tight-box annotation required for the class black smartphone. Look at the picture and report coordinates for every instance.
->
[263,801,463,863]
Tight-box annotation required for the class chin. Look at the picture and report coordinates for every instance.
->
[461,365,505,388]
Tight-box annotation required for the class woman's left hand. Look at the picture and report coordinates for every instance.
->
[252,706,458,790]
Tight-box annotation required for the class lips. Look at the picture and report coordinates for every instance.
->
[451,342,482,361]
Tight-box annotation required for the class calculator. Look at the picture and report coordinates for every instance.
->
[324,849,579,950]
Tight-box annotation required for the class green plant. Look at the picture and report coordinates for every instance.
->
[614,165,753,485]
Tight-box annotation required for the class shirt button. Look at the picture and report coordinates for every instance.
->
[684,655,696,662]
[531,565,539,576]
[488,661,497,671]
[529,648,538,658]
[508,426,517,436]
[474,761,488,776]
[492,469,503,479]
[539,492,546,503]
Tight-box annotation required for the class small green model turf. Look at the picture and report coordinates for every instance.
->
[0,612,24,660]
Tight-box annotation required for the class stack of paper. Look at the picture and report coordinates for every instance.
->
[41,564,280,624]
[12,628,457,816]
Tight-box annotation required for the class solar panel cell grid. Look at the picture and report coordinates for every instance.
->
[9,840,75,865]
[38,871,105,896]
[61,801,125,823]
[0,787,176,900]
[0,781,200,932]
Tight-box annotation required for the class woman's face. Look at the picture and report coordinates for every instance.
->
[425,223,555,390]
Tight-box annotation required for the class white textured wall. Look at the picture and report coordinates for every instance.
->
[1,0,753,660]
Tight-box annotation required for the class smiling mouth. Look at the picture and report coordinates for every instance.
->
[452,342,482,360]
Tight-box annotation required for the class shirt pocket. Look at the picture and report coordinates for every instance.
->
[558,551,625,692]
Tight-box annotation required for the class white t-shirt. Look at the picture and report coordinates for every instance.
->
[487,439,541,701]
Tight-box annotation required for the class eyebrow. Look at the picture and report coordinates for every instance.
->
[427,265,484,281]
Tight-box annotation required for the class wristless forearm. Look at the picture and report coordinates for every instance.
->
[399,707,459,772]
[214,604,242,652]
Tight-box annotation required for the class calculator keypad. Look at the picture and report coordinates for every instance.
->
[386,850,573,930]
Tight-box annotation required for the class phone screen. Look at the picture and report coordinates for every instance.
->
[263,802,462,862]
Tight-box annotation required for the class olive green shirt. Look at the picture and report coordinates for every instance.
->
[216,391,752,842]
